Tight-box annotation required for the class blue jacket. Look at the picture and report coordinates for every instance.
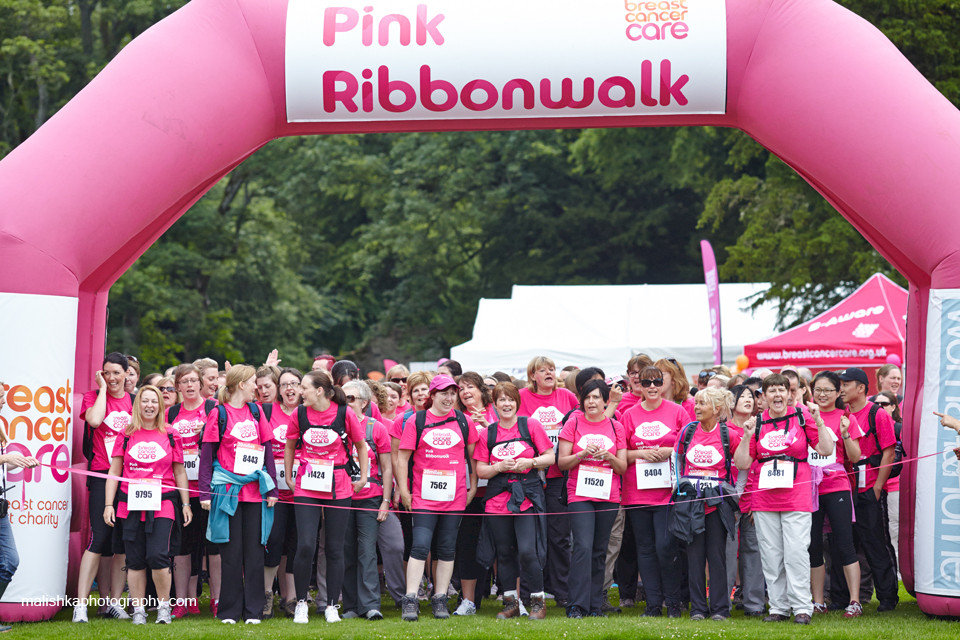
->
[206,462,275,544]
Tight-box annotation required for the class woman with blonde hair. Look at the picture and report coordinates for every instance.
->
[386,364,412,414]
[104,385,191,624]
[199,364,279,624]
[156,375,179,409]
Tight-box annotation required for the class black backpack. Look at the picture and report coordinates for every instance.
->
[861,404,905,479]
[485,417,541,460]
[82,392,136,468]
[296,404,361,477]
[406,410,473,490]
[212,402,263,464]
[677,420,733,483]
[352,416,383,485]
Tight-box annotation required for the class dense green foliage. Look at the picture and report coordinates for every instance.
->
[3,0,956,373]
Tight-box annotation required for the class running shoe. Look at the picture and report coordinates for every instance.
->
[106,603,130,620]
[156,601,171,624]
[365,609,383,620]
[132,609,147,625]
[843,601,863,618]
[171,603,187,619]
[452,598,476,616]
[431,594,450,619]
[293,600,309,624]
[325,606,341,623]
[72,605,88,623]
[401,595,419,622]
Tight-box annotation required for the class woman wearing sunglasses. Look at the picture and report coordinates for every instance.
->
[619,366,688,617]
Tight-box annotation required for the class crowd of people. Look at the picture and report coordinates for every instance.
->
[66,350,922,625]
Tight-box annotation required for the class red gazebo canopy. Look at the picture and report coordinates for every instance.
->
[744,273,907,370]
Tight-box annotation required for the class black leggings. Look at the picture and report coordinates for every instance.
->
[627,504,682,608]
[486,514,543,593]
[567,501,617,613]
[810,490,857,567]
[294,497,351,605]
[265,501,297,569]
[410,511,461,562]
[456,499,485,580]
[86,477,115,556]
[218,502,265,621]
[125,517,174,571]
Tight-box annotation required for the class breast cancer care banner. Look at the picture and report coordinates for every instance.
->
[0,293,75,616]
[286,0,727,122]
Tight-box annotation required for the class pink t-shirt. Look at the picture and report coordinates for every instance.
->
[263,404,298,500]
[202,403,274,503]
[353,417,391,501]
[748,408,820,512]
[615,392,642,419]
[399,409,478,511]
[518,387,579,479]
[112,428,183,520]
[473,419,552,514]
[167,402,212,495]
[81,390,133,471]
[815,409,863,495]
[850,402,897,493]
[285,404,365,501]
[559,414,626,504]
[464,404,498,430]
[675,422,742,513]
[680,397,696,422]
[620,400,686,506]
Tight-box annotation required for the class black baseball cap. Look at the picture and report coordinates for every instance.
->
[838,368,869,387]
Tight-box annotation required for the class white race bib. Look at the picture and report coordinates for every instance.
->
[421,469,456,502]
[807,445,836,468]
[232,442,264,475]
[575,465,613,500]
[128,479,161,511]
[276,461,299,491]
[301,458,334,493]
[183,448,199,481]
[858,464,867,489]
[636,460,672,490]
[758,460,794,489]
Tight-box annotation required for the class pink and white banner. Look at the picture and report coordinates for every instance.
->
[285,0,727,122]
[700,239,722,365]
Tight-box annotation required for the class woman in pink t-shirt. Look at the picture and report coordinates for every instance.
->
[167,363,218,618]
[199,364,279,624]
[673,387,742,621]
[619,366,687,617]
[656,358,695,421]
[734,373,834,625]
[255,365,302,619]
[808,371,864,617]
[382,381,402,423]
[475,382,555,619]
[285,370,368,624]
[396,375,478,621]
[104,386,191,625]
[557,379,627,619]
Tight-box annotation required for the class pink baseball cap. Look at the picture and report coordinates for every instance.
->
[429,374,460,393]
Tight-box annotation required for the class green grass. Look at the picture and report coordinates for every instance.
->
[6,584,957,639]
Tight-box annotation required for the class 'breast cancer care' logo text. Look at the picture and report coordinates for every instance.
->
[305,428,339,447]
[424,428,462,450]
[760,430,789,452]
[129,441,168,463]
[624,0,690,41]
[636,421,671,442]
[687,444,722,468]
[493,441,529,460]
[230,420,259,442]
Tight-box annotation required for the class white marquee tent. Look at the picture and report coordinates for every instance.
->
[449,283,779,378]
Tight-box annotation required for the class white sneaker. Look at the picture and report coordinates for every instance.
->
[325,605,341,623]
[132,609,147,625]
[72,604,88,623]
[221,618,236,624]
[156,601,171,624]
[452,599,476,616]
[107,602,131,620]
[293,600,309,624]
[519,600,529,617]
[244,618,261,624]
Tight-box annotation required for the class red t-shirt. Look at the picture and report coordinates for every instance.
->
[850,402,897,493]
[620,400,686,506]
[473,419,552,514]
[559,414,626,504]
[263,404,298,500]
[399,410,478,511]
[81,390,133,471]
[518,387,579,479]
[167,402,212,495]
[748,408,820,512]
[813,409,863,495]
[202,403,274,503]
[112,428,183,520]
[285,404,365,501]
[353,417,391,501]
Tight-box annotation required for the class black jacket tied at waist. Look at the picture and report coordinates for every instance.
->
[476,472,547,570]
[668,479,739,544]
[118,488,180,539]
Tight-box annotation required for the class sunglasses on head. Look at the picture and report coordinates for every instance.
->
[390,377,407,384]
[698,371,716,381]
[125,354,139,363]
[640,379,664,388]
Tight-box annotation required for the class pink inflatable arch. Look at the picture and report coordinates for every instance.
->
[1,0,960,620]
